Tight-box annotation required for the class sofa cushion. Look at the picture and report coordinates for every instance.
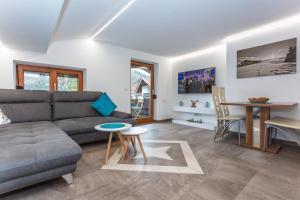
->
[0,89,52,123]
[53,102,100,120]
[91,93,117,116]
[52,91,101,102]
[0,121,82,183]
[0,89,50,103]
[111,111,133,119]
[0,103,52,123]
[54,116,135,136]
[52,91,102,120]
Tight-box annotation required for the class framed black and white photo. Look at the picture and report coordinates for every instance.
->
[237,38,297,78]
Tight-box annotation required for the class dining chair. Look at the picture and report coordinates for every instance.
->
[212,86,244,144]
[131,97,144,119]
[264,117,300,151]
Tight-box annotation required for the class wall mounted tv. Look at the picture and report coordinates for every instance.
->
[178,67,216,94]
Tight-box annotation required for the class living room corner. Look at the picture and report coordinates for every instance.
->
[0,1,300,200]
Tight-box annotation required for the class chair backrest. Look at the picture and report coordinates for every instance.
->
[219,87,230,117]
[212,86,230,120]
[212,86,223,120]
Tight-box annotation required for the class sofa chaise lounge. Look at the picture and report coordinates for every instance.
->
[0,89,134,194]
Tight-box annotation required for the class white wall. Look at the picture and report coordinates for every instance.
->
[170,24,300,121]
[171,45,227,108]
[0,39,173,120]
[170,23,300,141]
[226,25,300,119]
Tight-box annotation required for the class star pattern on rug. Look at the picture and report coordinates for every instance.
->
[136,146,173,160]
[103,140,203,174]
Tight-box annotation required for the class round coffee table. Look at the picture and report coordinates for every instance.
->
[120,127,148,160]
[95,122,132,164]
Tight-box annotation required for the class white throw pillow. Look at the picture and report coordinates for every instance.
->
[0,108,11,125]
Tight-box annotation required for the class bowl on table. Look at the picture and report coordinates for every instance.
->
[248,97,269,103]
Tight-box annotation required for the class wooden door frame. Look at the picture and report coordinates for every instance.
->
[131,60,154,124]
[16,64,83,92]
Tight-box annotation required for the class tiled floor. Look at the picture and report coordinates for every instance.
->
[1,122,300,200]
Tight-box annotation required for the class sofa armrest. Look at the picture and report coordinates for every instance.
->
[112,111,133,119]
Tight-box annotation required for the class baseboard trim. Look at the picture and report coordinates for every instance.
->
[136,119,172,125]
[154,119,172,123]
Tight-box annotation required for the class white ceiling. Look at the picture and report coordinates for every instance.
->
[55,0,130,41]
[1,0,300,56]
[96,0,300,57]
[0,0,64,52]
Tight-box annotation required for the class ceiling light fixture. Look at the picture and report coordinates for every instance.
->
[224,13,300,42]
[90,0,136,40]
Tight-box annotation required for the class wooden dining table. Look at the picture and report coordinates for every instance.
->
[220,101,297,153]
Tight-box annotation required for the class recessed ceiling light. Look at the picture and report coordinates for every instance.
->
[90,0,136,40]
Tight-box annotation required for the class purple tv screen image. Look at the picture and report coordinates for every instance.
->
[178,67,216,94]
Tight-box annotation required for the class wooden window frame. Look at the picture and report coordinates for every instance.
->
[16,64,83,92]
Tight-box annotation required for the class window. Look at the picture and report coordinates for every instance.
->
[57,74,79,91]
[24,71,50,91]
[16,65,83,92]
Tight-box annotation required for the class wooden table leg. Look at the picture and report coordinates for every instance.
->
[126,136,132,159]
[117,132,126,155]
[260,107,270,149]
[122,136,131,160]
[245,106,254,146]
[131,136,137,156]
[104,132,113,165]
[137,135,147,161]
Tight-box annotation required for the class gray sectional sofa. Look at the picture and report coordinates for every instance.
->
[52,91,134,144]
[0,89,134,194]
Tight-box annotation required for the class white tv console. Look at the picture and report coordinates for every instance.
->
[172,106,217,130]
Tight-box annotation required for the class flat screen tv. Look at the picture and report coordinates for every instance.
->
[178,67,216,94]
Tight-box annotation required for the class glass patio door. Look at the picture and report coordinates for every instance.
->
[131,60,154,124]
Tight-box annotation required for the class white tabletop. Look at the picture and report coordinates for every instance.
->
[95,123,132,132]
[121,127,148,136]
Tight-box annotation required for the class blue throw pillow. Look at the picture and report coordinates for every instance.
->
[91,93,117,116]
